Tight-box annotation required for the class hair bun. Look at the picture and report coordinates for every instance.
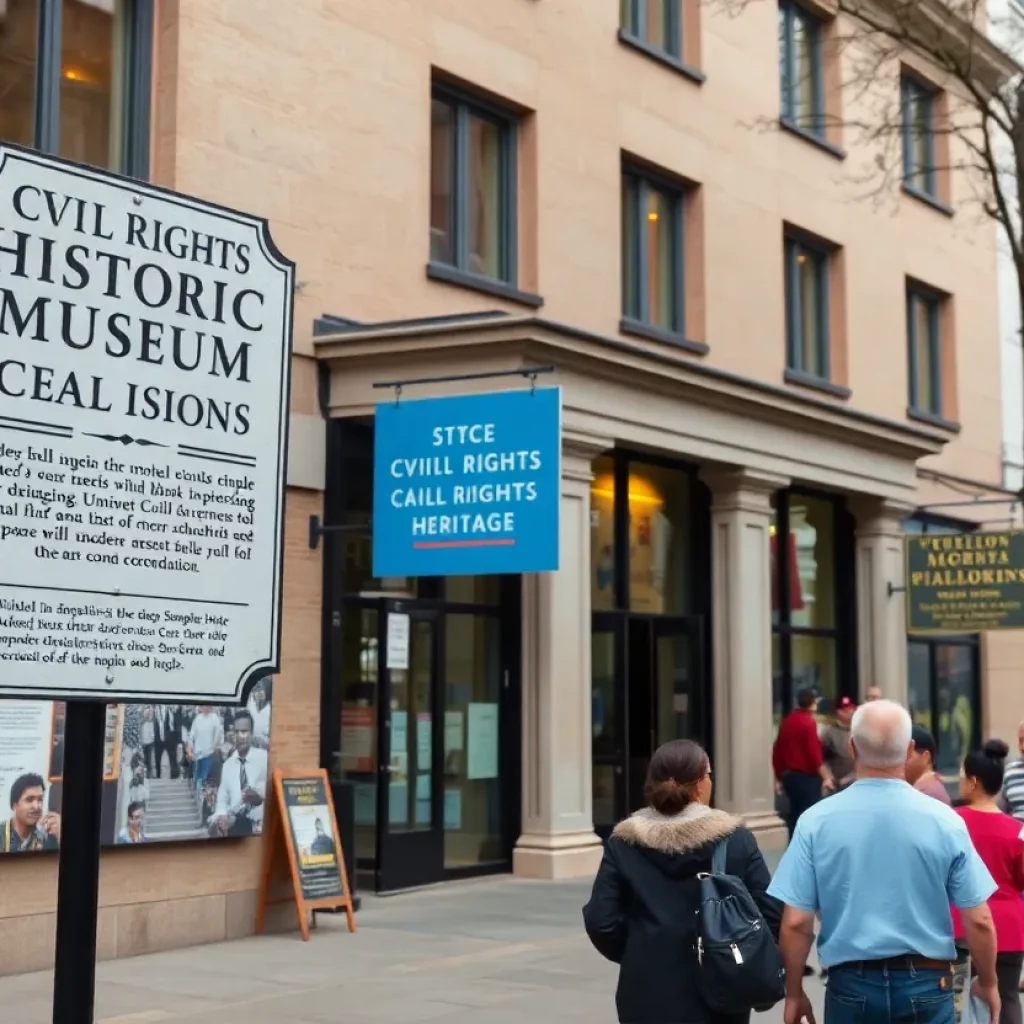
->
[646,778,691,817]
[983,739,1010,761]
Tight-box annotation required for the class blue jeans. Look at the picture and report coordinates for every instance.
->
[825,964,954,1024]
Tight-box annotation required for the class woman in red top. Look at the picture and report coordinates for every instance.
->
[954,739,1024,1024]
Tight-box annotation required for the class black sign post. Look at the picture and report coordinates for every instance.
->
[51,701,106,1024]
[906,531,1024,634]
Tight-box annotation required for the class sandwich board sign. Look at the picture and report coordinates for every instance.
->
[0,144,294,703]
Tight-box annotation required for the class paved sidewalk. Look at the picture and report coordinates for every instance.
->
[0,874,828,1023]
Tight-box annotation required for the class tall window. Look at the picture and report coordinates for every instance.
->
[784,234,830,381]
[902,76,937,198]
[622,167,684,337]
[907,283,943,417]
[620,0,682,59]
[429,86,517,285]
[771,491,852,727]
[904,518,979,782]
[778,0,824,136]
[0,0,152,176]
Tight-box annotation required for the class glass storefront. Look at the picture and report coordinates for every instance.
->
[589,450,710,834]
[771,489,854,726]
[591,458,692,615]
[324,420,518,890]
[903,516,981,782]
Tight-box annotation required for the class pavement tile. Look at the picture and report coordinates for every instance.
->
[0,875,846,1024]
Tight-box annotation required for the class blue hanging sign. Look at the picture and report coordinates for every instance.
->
[372,387,561,577]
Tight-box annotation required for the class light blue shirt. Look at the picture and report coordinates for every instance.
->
[768,778,996,967]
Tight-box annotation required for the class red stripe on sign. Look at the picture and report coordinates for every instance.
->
[412,539,516,550]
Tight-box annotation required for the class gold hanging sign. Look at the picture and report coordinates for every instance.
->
[905,531,1024,634]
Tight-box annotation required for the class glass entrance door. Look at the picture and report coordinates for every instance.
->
[376,605,443,891]
[592,614,705,835]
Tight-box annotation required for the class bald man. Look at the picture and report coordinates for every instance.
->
[999,720,1024,821]
[770,700,999,1024]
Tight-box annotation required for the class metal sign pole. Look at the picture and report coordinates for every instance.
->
[51,701,106,1024]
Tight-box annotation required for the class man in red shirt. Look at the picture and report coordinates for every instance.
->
[773,688,833,838]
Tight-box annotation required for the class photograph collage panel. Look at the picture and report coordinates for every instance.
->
[0,678,273,852]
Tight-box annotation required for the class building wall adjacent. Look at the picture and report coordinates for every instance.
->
[988,0,1024,491]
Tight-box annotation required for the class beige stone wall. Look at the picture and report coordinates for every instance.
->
[0,489,323,976]
[154,0,1000,459]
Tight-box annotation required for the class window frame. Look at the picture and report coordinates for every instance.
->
[901,75,938,200]
[620,0,683,60]
[29,0,154,178]
[428,84,518,289]
[906,282,943,418]
[784,234,831,382]
[779,0,825,138]
[620,164,686,339]
[772,488,856,720]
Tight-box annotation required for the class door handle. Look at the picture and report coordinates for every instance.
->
[380,764,393,774]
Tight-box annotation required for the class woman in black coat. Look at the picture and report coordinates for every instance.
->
[583,739,783,1024]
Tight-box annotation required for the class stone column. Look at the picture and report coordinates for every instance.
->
[853,498,914,705]
[702,467,789,846]
[513,437,607,880]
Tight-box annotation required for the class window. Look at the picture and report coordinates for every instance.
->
[784,235,830,380]
[620,0,682,59]
[779,0,824,136]
[0,0,152,177]
[622,168,684,336]
[907,284,942,417]
[429,87,517,286]
[771,491,853,723]
[902,76,937,198]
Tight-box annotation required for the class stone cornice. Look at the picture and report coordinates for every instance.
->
[314,315,951,467]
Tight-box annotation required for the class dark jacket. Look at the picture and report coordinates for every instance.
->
[583,806,783,1024]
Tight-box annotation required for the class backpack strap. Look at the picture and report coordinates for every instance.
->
[711,837,729,875]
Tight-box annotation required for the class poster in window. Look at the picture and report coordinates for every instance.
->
[467,703,499,780]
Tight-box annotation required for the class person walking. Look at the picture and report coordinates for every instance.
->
[953,740,1024,1024]
[768,699,1000,1024]
[773,689,833,837]
[999,721,1024,821]
[583,739,782,1024]
[821,697,857,793]
[905,726,952,805]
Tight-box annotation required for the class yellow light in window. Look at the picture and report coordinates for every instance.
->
[796,253,807,264]
[591,487,664,507]
[63,68,93,83]
[647,211,659,222]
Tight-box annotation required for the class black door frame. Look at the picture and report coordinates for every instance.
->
[590,448,713,837]
[320,418,523,892]
[593,611,707,837]
[376,602,445,893]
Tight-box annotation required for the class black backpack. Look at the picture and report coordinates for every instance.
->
[693,839,786,1014]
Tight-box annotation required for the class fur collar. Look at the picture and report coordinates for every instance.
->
[612,804,743,854]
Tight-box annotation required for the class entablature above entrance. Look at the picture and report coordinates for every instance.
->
[312,313,949,505]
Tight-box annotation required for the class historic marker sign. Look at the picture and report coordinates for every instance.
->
[372,387,561,577]
[905,531,1024,634]
[0,145,293,702]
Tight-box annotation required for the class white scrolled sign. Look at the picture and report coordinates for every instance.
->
[0,144,293,703]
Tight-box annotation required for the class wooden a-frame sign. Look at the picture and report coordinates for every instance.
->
[256,769,356,940]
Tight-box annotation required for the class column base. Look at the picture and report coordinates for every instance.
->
[513,831,604,880]
[741,811,789,853]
